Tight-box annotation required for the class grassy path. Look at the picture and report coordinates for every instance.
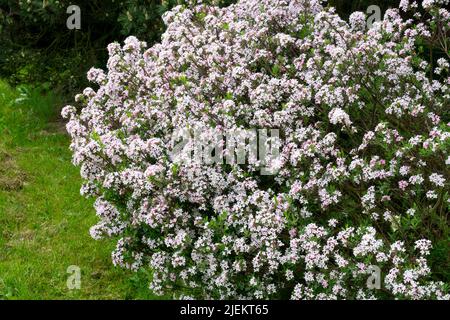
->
[0,81,158,299]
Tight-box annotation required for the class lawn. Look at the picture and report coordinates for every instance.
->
[0,81,159,299]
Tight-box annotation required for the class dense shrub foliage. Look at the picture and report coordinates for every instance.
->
[328,0,400,19]
[64,0,450,299]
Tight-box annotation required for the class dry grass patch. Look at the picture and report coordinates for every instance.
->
[0,147,27,191]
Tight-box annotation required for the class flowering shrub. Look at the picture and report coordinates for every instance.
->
[63,0,450,299]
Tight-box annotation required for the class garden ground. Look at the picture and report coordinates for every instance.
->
[0,81,160,299]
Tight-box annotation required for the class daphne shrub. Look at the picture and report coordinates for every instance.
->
[63,0,450,299]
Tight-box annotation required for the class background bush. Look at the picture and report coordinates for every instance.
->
[0,0,400,96]
[0,0,234,94]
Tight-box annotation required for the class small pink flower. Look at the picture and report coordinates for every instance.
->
[399,180,409,190]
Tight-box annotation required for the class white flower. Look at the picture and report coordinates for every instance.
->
[349,12,366,30]
[429,173,445,187]
[329,108,352,127]
[415,239,432,255]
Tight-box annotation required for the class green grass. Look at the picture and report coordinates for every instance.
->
[0,81,161,299]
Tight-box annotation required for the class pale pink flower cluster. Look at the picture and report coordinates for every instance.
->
[64,0,449,299]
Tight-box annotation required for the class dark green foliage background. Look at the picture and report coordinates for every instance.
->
[0,0,181,93]
[0,0,231,94]
[0,0,399,96]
